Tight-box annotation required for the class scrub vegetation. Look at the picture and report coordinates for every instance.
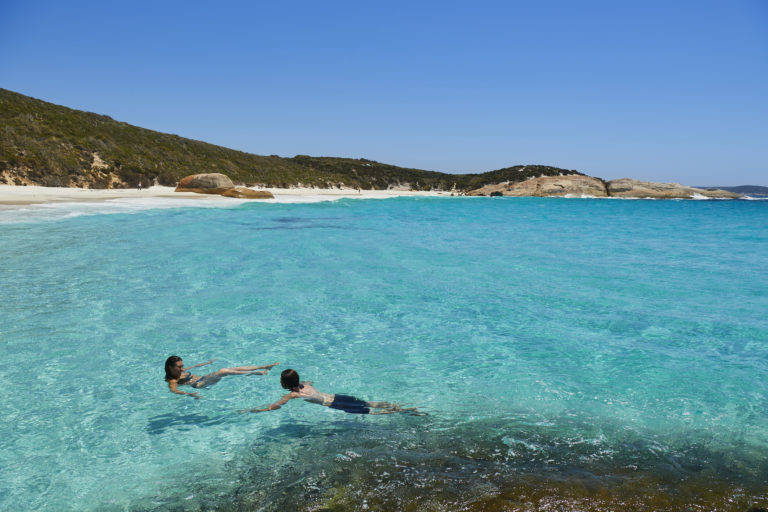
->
[0,88,583,190]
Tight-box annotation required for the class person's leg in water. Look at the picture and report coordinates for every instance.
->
[228,362,279,372]
[193,363,278,388]
[363,399,423,415]
[365,401,421,415]
[328,395,421,415]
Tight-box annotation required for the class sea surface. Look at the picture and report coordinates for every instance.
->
[1,196,767,511]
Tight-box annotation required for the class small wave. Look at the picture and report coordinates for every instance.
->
[0,193,444,223]
[691,194,740,201]
[0,197,248,224]
[561,194,600,199]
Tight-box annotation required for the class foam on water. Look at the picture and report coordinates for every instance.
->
[0,197,249,223]
[0,192,423,224]
[1,197,766,510]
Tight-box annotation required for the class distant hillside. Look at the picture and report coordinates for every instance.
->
[0,88,582,190]
[698,185,768,197]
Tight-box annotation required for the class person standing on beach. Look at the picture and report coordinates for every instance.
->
[244,369,418,415]
[164,356,279,399]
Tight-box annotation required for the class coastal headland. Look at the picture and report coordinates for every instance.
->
[0,88,752,202]
[466,175,743,199]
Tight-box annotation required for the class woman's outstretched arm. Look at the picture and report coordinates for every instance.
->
[183,359,215,371]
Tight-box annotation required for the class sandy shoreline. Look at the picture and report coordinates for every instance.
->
[0,184,450,206]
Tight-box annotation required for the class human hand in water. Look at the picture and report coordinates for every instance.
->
[189,392,201,399]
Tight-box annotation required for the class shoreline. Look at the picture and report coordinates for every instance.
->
[0,184,451,206]
[2,185,761,208]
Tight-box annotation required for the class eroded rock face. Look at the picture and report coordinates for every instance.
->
[175,173,235,192]
[468,175,608,197]
[606,179,742,199]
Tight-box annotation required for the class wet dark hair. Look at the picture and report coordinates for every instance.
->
[280,369,300,390]
[165,355,182,381]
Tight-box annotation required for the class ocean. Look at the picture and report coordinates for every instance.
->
[1,196,766,511]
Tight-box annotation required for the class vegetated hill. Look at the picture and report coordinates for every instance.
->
[698,185,768,197]
[0,89,583,190]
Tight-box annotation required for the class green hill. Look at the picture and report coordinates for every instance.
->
[0,88,582,190]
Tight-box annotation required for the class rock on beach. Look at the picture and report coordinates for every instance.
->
[221,187,274,199]
[175,173,274,199]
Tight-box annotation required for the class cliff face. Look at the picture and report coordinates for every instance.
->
[467,176,742,199]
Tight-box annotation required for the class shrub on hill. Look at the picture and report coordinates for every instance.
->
[0,88,581,190]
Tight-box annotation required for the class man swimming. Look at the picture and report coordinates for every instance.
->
[245,369,418,415]
[164,356,279,398]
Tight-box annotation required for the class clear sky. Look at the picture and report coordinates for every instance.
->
[2,0,767,185]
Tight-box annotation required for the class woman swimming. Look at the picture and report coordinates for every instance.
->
[164,356,279,399]
[245,369,418,415]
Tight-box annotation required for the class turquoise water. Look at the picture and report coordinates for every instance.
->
[1,196,767,510]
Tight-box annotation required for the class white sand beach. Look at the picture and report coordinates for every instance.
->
[0,185,450,206]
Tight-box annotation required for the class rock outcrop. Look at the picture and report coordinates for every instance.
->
[175,173,274,199]
[606,179,742,199]
[467,175,743,199]
[221,187,274,199]
[175,173,235,194]
[467,175,608,197]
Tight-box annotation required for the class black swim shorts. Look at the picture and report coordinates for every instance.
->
[328,394,371,414]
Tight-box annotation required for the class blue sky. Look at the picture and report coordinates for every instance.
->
[2,1,767,185]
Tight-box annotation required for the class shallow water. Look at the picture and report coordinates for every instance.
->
[1,197,767,511]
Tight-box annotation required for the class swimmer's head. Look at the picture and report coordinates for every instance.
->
[164,355,182,380]
[280,369,300,389]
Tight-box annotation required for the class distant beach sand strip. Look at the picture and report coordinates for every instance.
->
[0,185,450,206]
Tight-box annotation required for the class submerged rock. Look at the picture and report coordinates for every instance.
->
[175,173,273,199]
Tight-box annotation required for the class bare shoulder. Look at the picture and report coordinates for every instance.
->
[279,391,300,402]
